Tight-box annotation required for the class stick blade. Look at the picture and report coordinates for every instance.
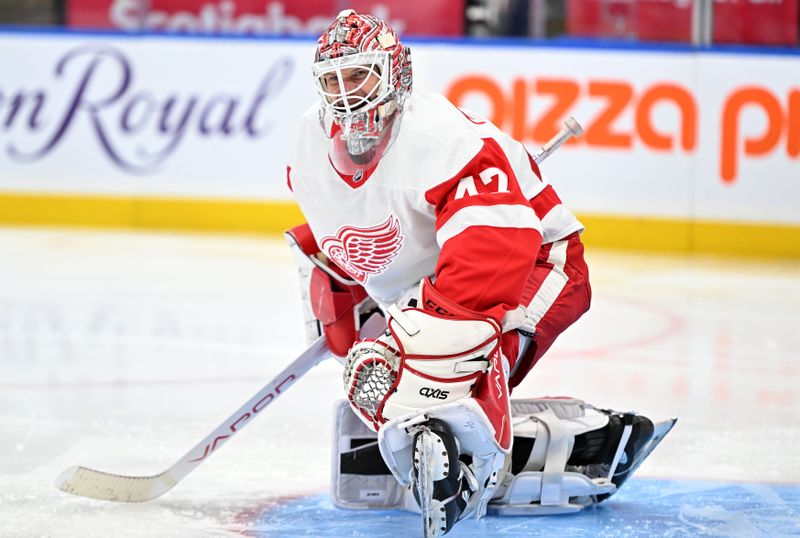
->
[55,466,177,502]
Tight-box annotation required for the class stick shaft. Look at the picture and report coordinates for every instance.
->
[172,336,330,476]
[56,337,330,502]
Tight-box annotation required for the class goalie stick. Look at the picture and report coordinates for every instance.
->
[533,116,583,164]
[55,336,330,502]
[54,119,583,504]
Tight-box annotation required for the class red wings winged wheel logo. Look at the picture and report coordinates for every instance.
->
[320,216,405,284]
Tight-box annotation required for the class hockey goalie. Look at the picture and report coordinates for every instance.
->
[285,10,676,537]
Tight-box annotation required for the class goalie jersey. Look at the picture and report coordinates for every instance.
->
[287,89,583,324]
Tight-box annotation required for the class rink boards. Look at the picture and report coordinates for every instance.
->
[0,30,798,257]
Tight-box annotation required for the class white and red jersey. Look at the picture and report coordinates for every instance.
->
[287,89,583,324]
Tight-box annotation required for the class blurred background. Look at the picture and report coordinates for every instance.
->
[1,0,798,44]
[0,0,797,258]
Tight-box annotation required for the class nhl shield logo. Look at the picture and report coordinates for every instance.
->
[320,216,404,284]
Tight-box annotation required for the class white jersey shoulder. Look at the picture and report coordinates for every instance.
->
[385,90,486,191]
[392,91,551,200]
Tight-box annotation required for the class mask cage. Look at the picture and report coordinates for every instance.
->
[312,51,393,138]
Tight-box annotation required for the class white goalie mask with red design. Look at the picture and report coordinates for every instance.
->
[312,10,412,175]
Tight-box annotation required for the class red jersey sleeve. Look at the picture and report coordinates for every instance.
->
[424,138,543,324]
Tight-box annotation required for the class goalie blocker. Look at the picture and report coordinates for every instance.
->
[331,398,676,518]
[286,223,380,359]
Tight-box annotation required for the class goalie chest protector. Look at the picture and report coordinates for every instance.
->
[287,90,569,307]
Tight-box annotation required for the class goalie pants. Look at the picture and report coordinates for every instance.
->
[508,231,591,388]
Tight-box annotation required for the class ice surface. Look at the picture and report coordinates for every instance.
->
[0,228,798,537]
[255,479,800,537]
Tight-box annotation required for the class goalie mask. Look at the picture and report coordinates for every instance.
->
[312,10,412,175]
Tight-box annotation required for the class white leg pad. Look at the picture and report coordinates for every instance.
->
[330,400,408,509]
[378,398,508,519]
[489,398,617,514]
[331,397,642,516]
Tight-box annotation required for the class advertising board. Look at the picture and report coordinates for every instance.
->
[0,32,797,253]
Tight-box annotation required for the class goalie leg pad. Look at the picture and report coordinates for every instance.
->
[378,398,508,522]
[330,400,408,509]
[332,396,672,518]
[490,400,616,513]
[489,398,663,514]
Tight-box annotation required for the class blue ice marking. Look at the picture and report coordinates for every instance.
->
[251,478,800,537]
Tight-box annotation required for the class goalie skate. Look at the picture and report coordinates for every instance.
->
[569,413,677,502]
[596,415,677,501]
[411,419,475,538]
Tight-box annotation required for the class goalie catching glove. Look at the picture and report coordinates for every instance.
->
[343,278,512,450]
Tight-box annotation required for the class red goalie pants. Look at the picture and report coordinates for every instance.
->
[508,231,591,389]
